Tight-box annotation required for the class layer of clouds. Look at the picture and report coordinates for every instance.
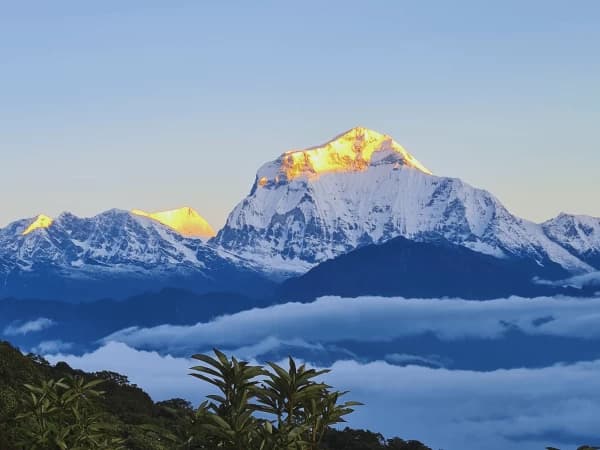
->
[325,359,600,450]
[384,353,448,368]
[539,271,600,290]
[3,317,55,336]
[43,296,600,449]
[31,340,73,354]
[46,342,207,403]
[46,342,600,450]
[224,336,327,361]
[104,296,600,354]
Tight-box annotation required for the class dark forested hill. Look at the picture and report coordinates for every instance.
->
[280,236,575,301]
[0,340,182,449]
[0,341,431,450]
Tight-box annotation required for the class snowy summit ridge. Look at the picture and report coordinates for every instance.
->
[255,126,431,188]
[216,127,595,276]
[132,206,215,239]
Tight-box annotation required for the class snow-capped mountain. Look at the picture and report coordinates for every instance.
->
[542,213,600,269]
[2,126,599,301]
[131,206,216,239]
[0,208,271,301]
[215,127,593,277]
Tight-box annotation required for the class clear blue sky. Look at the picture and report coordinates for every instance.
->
[1,0,599,229]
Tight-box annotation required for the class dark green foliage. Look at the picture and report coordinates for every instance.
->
[0,343,45,449]
[546,447,600,450]
[190,349,266,449]
[189,350,367,450]
[321,428,432,450]
[387,437,434,449]
[321,428,385,449]
[0,341,198,450]
[2,341,435,450]
[16,376,125,449]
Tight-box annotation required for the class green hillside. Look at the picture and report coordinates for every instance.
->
[0,341,430,450]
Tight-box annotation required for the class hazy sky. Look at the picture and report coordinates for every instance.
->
[1,1,599,229]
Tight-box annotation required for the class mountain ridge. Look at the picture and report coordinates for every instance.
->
[131,206,215,239]
[215,127,596,277]
[2,127,600,300]
[0,209,272,301]
[279,236,581,301]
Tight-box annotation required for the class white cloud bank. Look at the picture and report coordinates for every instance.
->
[540,271,600,290]
[46,342,600,450]
[47,342,209,403]
[31,340,73,354]
[4,317,55,336]
[104,295,600,354]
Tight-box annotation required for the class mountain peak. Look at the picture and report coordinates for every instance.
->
[131,207,216,238]
[257,126,431,186]
[330,125,383,140]
[22,214,53,236]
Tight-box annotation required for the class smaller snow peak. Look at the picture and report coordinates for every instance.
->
[22,214,53,236]
[553,212,572,221]
[131,207,216,238]
[257,126,432,186]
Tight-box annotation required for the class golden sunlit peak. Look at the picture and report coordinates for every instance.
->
[22,214,53,236]
[260,126,432,185]
[131,207,216,239]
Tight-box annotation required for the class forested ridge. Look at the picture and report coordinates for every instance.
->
[0,341,429,449]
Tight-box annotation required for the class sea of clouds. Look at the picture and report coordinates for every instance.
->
[4,317,55,336]
[103,295,600,355]
[43,295,600,450]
